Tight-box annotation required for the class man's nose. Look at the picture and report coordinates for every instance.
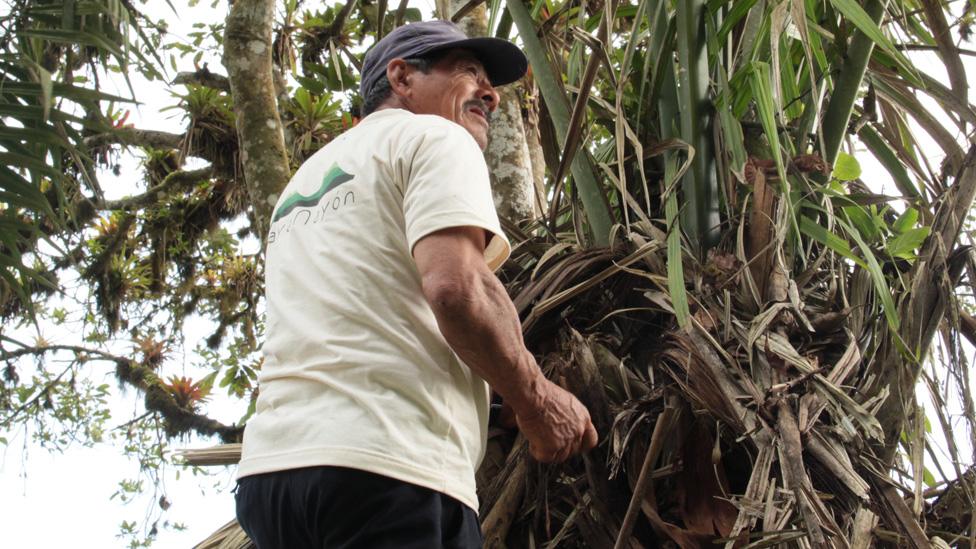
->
[480,83,500,112]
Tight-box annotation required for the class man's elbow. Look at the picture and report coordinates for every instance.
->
[421,272,481,319]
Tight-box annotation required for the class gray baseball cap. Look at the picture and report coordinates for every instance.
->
[360,20,528,101]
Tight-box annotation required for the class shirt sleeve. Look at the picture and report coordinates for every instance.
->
[399,120,512,271]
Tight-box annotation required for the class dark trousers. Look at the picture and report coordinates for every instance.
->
[235,466,483,549]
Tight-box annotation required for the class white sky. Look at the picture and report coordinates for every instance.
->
[0,1,974,548]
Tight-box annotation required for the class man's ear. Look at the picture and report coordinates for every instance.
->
[386,59,412,100]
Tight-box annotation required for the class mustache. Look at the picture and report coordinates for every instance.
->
[464,99,492,124]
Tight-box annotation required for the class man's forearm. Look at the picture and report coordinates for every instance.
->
[425,267,545,414]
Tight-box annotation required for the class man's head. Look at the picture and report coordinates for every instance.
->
[360,21,528,149]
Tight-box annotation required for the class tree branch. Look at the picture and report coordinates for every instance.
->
[450,0,487,22]
[0,362,73,427]
[0,343,128,363]
[897,44,976,58]
[918,0,968,104]
[958,310,976,348]
[173,68,231,92]
[871,146,976,464]
[115,359,242,442]
[99,165,214,211]
[1,343,241,443]
[327,0,358,38]
[84,128,184,150]
[394,0,410,27]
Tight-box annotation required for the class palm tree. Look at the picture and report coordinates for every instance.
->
[466,0,976,545]
[469,0,976,545]
[3,0,975,546]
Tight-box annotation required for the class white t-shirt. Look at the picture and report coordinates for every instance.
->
[237,108,511,511]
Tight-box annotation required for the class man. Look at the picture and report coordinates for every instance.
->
[235,20,597,549]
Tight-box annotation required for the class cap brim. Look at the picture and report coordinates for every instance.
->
[425,37,528,87]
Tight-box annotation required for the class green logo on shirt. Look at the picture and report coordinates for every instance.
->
[273,163,354,222]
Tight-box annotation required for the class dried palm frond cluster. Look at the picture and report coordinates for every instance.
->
[476,216,976,547]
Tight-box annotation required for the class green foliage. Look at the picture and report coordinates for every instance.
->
[832,152,862,181]
[284,88,345,164]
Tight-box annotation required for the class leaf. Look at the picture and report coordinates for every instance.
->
[218,366,238,388]
[18,29,125,60]
[842,205,880,242]
[1,81,134,103]
[716,0,759,44]
[295,75,326,95]
[748,61,799,243]
[887,227,930,259]
[892,208,919,234]
[402,7,422,22]
[197,371,218,395]
[832,151,861,181]
[834,216,900,330]
[0,104,86,125]
[36,63,53,122]
[507,0,612,245]
[0,126,69,147]
[0,152,62,179]
[800,215,866,268]
[0,168,58,219]
[664,155,691,328]
[858,125,923,202]
[827,0,917,78]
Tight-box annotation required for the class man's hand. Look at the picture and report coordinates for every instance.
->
[515,378,598,463]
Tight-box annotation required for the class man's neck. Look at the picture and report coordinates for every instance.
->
[373,97,410,115]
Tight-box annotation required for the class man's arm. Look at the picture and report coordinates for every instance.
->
[413,226,598,463]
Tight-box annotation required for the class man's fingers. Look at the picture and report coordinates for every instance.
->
[581,420,598,451]
[529,438,573,463]
[523,391,597,463]
[530,441,562,463]
[534,447,563,463]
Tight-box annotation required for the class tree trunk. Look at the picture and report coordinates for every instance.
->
[523,88,548,217]
[486,85,539,222]
[448,0,540,223]
[224,0,291,237]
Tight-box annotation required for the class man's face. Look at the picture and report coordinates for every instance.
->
[400,50,500,150]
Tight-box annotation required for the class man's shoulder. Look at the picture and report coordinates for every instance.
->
[308,109,479,170]
[411,113,474,139]
[362,109,474,144]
